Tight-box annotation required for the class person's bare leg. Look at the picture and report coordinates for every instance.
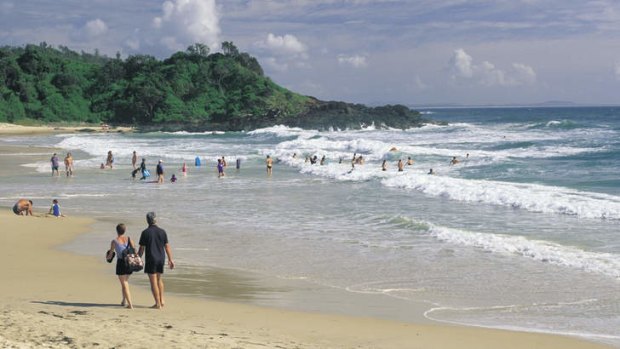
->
[157,274,165,307]
[121,275,133,309]
[118,276,126,306]
[148,273,162,309]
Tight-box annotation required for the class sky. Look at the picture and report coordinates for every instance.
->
[1,0,620,106]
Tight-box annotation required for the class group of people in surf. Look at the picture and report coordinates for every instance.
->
[295,149,468,176]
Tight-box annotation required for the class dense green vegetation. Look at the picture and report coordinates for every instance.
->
[0,42,427,131]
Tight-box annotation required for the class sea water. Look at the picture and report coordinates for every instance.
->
[1,106,619,345]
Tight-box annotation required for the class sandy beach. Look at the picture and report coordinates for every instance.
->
[1,210,612,349]
[0,122,132,135]
[0,128,613,348]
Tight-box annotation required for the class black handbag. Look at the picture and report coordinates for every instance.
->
[122,237,144,272]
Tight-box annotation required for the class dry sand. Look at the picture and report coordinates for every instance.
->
[0,125,613,348]
[0,122,132,135]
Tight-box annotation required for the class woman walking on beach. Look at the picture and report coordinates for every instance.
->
[106,223,134,309]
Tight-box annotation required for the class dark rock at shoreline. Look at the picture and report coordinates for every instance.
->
[136,98,436,132]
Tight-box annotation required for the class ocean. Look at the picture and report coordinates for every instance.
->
[1,106,619,345]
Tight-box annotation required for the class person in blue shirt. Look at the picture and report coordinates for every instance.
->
[48,199,64,217]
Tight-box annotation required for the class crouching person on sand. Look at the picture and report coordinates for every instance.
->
[13,199,33,216]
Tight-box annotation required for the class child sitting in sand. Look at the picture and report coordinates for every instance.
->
[48,199,65,217]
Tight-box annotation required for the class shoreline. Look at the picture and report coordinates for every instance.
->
[1,209,612,349]
[0,139,614,348]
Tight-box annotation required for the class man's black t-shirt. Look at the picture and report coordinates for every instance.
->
[139,224,168,265]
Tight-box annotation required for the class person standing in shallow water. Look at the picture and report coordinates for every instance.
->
[107,223,135,309]
[106,151,114,168]
[217,158,225,178]
[138,212,174,309]
[397,159,404,172]
[156,160,164,184]
[64,153,74,177]
[266,155,273,175]
[50,153,59,176]
[132,151,138,169]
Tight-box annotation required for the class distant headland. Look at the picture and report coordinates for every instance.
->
[0,42,431,131]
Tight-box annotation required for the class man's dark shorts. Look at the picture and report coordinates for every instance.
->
[12,204,20,215]
[144,261,164,274]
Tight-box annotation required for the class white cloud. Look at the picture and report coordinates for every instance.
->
[450,48,536,86]
[615,61,620,80]
[265,57,289,72]
[152,0,221,52]
[160,36,182,51]
[414,75,428,90]
[84,19,108,37]
[262,33,307,55]
[510,63,537,85]
[451,48,474,78]
[125,30,141,51]
[254,33,309,73]
[337,54,368,68]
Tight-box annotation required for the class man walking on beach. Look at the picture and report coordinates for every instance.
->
[138,212,174,309]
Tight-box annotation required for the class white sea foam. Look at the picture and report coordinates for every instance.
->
[266,124,604,167]
[424,221,620,278]
[382,174,620,220]
[55,134,248,164]
[167,130,226,135]
[248,125,318,139]
[47,125,619,220]
[274,149,620,220]
[424,304,620,343]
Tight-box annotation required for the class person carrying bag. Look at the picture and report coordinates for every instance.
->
[107,224,136,309]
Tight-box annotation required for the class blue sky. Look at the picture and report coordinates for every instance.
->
[1,0,619,105]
